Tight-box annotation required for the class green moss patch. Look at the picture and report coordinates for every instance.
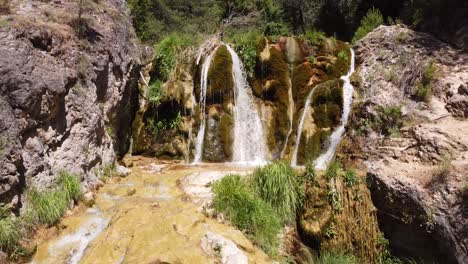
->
[207,45,234,105]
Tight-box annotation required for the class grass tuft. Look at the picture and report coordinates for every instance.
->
[212,174,281,256]
[325,161,342,179]
[57,172,82,202]
[0,216,21,254]
[343,169,359,187]
[26,189,68,227]
[250,161,300,223]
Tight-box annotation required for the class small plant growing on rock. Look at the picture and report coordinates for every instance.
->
[415,61,438,102]
[461,182,468,198]
[430,155,453,186]
[324,222,336,239]
[343,169,359,187]
[325,161,342,180]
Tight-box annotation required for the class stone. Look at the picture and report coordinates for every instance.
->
[0,0,144,207]
[352,25,468,263]
[82,192,96,207]
[115,165,130,177]
[200,231,248,264]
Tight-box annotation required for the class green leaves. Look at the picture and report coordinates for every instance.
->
[352,8,384,43]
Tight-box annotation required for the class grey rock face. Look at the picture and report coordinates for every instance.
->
[0,0,143,207]
[353,25,468,263]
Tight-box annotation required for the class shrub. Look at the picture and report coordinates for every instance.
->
[337,50,348,61]
[317,252,359,264]
[415,61,437,102]
[153,33,194,81]
[352,8,384,43]
[57,172,82,202]
[251,161,300,223]
[431,156,452,185]
[304,163,316,184]
[372,106,403,137]
[304,29,326,46]
[212,175,281,255]
[225,30,263,78]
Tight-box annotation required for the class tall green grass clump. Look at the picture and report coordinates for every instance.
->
[212,175,281,255]
[57,172,82,202]
[26,190,68,227]
[0,216,21,254]
[251,161,300,223]
[317,252,359,264]
[352,8,384,43]
[26,172,82,227]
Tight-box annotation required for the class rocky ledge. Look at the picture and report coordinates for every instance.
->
[348,25,467,263]
[0,0,148,210]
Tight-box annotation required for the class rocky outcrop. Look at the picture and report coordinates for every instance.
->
[349,25,468,263]
[0,0,145,209]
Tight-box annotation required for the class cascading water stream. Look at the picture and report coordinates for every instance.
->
[314,49,355,170]
[290,88,316,167]
[192,48,217,164]
[226,45,267,164]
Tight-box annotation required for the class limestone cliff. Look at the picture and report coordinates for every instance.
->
[0,0,147,210]
[346,25,468,263]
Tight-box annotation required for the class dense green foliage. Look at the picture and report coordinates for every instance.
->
[251,161,300,223]
[212,162,302,255]
[352,8,384,43]
[152,33,197,81]
[212,174,281,255]
[225,30,262,78]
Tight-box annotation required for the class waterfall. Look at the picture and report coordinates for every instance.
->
[226,45,267,164]
[192,48,217,164]
[291,88,316,167]
[314,49,355,170]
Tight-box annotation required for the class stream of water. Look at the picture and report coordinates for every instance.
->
[226,45,267,165]
[314,49,355,170]
[193,48,217,164]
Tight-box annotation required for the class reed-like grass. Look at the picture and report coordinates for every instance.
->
[212,174,281,256]
[250,161,300,223]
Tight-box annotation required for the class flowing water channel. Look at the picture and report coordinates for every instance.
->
[32,157,269,264]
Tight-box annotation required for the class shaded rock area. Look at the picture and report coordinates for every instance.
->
[347,25,468,263]
[0,0,145,208]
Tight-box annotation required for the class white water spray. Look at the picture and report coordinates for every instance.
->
[314,49,355,170]
[226,45,267,165]
[193,48,217,164]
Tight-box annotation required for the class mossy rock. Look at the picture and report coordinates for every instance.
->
[292,62,314,107]
[202,107,233,162]
[298,173,333,249]
[219,113,233,160]
[311,80,344,128]
[207,45,234,106]
[297,127,331,165]
[299,172,382,263]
